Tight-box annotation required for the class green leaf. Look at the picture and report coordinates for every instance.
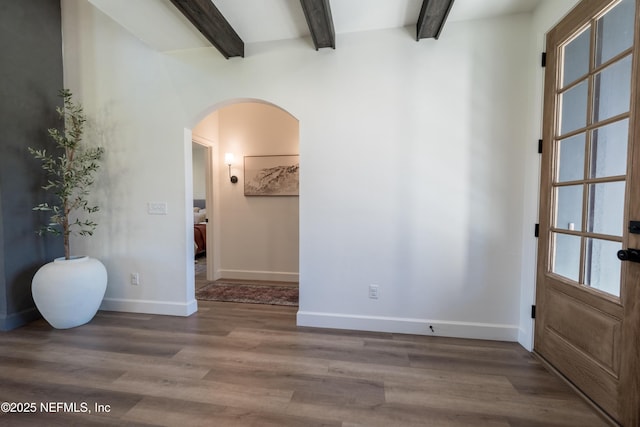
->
[29,89,104,252]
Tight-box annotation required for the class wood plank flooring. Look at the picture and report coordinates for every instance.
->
[0,301,608,426]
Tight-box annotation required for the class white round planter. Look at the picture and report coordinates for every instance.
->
[32,256,107,329]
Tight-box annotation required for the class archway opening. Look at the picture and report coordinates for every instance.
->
[189,100,300,297]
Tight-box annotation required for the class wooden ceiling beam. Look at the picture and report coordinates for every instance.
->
[416,0,455,40]
[300,0,336,50]
[169,0,244,59]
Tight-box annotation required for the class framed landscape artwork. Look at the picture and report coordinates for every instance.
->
[244,155,299,196]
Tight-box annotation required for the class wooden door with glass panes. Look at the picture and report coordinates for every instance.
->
[535,0,640,424]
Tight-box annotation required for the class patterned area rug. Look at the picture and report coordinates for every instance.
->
[196,280,299,306]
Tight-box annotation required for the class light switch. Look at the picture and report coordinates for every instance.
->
[148,202,168,215]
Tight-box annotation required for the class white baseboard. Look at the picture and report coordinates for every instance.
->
[296,311,519,342]
[218,269,299,282]
[100,297,198,317]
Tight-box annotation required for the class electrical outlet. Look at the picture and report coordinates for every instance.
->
[131,273,140,285]
[368,284,379,299]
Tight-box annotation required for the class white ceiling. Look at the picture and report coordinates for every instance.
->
[88,0,542,53]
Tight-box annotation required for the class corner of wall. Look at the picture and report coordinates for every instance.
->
[0,307,41,332]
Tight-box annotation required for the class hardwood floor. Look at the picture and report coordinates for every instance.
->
[0,302,608,426]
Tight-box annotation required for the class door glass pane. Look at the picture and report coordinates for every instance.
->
[591,119,629,178]
[585,238,621,296]
[552,232,581,282]
[556,185,583,231]
[587,181,625,236]
[593,55,632,122]
[558,133,585,182]
[563,28,591,87]
[560,81,588,134]
[595,0,636,66]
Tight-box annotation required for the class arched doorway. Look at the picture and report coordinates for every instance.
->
[189,99,300,296]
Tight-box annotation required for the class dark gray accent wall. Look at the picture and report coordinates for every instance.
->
[0,0,64,330]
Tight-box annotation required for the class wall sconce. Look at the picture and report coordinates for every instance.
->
[224,152,238,184]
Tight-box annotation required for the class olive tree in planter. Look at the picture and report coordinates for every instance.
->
[29,89,107,329]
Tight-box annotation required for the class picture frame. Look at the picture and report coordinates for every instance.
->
[244,155,299,196]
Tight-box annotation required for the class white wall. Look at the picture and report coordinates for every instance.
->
[61,0,581,344]
[217,103,299,282]
[62,0,196,316]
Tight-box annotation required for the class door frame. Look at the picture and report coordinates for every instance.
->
[192,134,221,282]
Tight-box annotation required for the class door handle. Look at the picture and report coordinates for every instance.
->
[617,248,640,263]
